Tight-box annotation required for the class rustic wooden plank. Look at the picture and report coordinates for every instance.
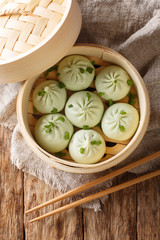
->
[137,176,160,240]
[1,125,159,240]
[83,173,137,240]
[0,126,24,240]
[110,173,137,240]
[24,173,83,240]
[83,196,112,240]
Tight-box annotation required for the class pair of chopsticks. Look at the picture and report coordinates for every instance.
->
[26,151,160,223]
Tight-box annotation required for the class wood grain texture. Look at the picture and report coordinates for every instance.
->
[110,174,137,240]
[24,173,83,240]
[0,126,24,240]
[83,196,112,240]
[0,126,160,240]
[137,176,160,240]
[83,173,137,240]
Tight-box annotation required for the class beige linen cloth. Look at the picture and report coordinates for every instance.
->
[0,0,160,211]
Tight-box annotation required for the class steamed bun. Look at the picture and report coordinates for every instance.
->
[34,113,74,153]
[69,129,106,164]
[57,55,95,91]
[95,65,132,101]
[33,80,67,114]
[101,103,139,141]
[65,91,104,128]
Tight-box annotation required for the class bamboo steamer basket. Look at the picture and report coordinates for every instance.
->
[0,0,81,83]
[17,44,150,173]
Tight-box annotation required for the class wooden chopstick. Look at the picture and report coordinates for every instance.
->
[29,168,160,223]
[26,151,160,215]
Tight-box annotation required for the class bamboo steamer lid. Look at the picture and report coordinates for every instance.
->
[0,0,82,83]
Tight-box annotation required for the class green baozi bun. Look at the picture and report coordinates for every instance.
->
[101,103,139,141]
[95,65,132,101]
[57,55,95,91]
[69,129,106,164]
[34,114,74,153]
[33,80,67,114]
[65,91,104,128]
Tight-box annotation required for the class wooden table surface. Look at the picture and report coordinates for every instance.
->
[0,126,160,240]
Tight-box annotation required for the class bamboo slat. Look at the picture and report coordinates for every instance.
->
[0,0,66,60]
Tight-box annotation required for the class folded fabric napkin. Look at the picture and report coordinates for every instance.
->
[1,0,160,211]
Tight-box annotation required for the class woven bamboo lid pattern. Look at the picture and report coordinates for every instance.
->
[0,0,67,61]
